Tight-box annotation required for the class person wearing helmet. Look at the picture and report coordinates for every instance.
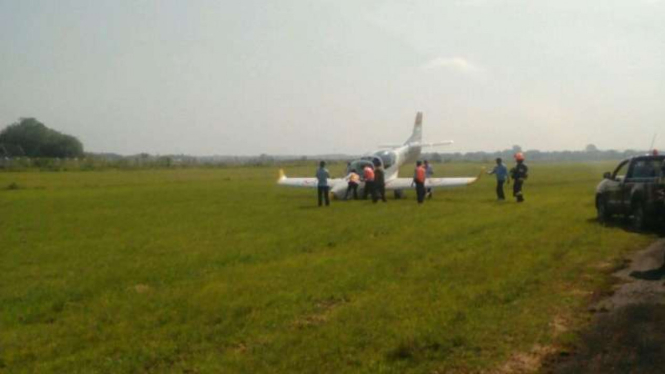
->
[510,153,528,202]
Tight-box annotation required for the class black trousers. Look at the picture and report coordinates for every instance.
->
[496,180,505,200]
[373,183,387,203]
[513,179,524,202]
[363,181,375,200]
[318,186,330,206]
[415,182,425,203]
[345,182,358,200]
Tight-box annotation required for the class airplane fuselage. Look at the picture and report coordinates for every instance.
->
[331,143,422,198]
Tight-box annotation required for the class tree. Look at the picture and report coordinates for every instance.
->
[0,118,84,158]
[585,144,598,152]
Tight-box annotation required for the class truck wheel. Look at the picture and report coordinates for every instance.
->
[631,201,649,231]
[596,195,610,223]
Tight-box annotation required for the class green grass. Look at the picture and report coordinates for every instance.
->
[0,162,654,373]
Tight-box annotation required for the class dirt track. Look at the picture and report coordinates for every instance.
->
[545,239,665,373]
[598,239,665,310]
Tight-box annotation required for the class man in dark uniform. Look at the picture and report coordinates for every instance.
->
[373,163,387,203]
[510,152,528,203]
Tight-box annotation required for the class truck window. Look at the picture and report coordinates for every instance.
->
[628,160,659,179]
[612,160,629,181]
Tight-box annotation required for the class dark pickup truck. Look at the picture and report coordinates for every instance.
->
[596,155,665,229]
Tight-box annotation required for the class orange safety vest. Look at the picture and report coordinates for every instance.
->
[415,166,425,183]
[364,167,375,181]
[349,172,360,183]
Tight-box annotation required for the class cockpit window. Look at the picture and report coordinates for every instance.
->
[361,156,383,167]
[373,150,397,169]
[347,160,374,176]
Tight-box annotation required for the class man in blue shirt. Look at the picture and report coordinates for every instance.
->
[424,160,434,199]
[316,161,330,207]
[487,157,508,200]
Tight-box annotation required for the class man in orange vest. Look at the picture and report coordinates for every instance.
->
[362,164,376,200]
[413,161,426,204]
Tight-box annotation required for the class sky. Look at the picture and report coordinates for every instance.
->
[1,0,664,156]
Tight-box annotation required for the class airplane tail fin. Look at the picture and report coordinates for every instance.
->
[405,112,423,145]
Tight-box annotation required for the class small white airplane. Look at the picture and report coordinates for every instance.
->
[278,112,482,199]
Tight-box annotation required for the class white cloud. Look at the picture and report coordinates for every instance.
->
[421,57,484,73]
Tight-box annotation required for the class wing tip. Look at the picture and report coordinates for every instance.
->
[467,167,486,185]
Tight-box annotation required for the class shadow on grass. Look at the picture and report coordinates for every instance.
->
[544,304,665,374]
[297,205,329,210]
[586,217,665,237]
[630,266,665,281]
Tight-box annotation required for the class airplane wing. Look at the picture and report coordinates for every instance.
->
[277,169,345,188]
[381,141,454,149]
[418,140,454,148]
[385,169,484,191]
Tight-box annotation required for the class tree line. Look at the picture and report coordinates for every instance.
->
[423,144,648,163]
[0,118,652,169]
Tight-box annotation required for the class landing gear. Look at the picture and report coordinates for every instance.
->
[394,190,405,200]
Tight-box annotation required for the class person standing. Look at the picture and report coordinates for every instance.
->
[413,161,426,204]
[316,161,330,207]
[373,164,387,203]
[362,164,376,200]
[487,157,509,200]
[345,169,360,200]
[424,160,434,199]
[509,153,528,203]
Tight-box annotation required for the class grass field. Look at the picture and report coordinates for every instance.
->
[0,162,655,373]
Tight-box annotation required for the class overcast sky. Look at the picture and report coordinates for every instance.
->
[1,0,664,155]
